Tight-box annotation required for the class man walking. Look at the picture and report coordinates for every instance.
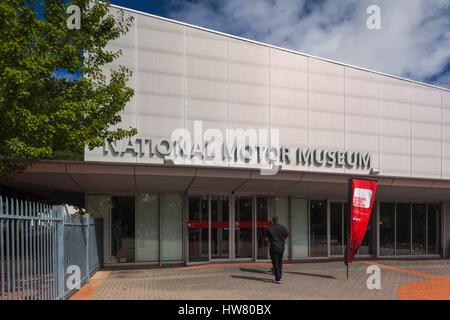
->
[265,216,289,284]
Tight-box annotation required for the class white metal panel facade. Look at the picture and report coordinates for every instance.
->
[85,7,450,181]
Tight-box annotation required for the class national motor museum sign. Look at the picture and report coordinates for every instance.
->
[100,136,372,170]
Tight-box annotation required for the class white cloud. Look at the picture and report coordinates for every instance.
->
[168,0,450,88]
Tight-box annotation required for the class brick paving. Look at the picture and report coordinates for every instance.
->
[72,260,450,300]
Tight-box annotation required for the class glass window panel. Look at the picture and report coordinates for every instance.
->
[188,195,209,262]
[161,194,183,261]
[262,197,290,259]
[379,202,395,256]
[274,197,289,258]
[136,194,159,262]
[111,196,135,263]
[427,204,441,255]
[86,195,111,264]
[309,200,327,257]
[396,203,412,256]
[291,198,308,258]
[412,203,426,256]
[257,197,270,259]
[330,202,343,256]
[235,197,253,259]
[211,196,229,259]
[343,202,348,247]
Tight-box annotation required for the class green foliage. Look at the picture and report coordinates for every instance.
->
[0,0,137,176]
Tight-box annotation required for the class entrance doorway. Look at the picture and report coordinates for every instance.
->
[188,195,209,262]
[111,196,135,263]
[211,196,230,259]
[235,196,253,259]
[187,195,288,263]
[188,195,231,262]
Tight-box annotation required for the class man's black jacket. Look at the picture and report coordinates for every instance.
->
[265,223,289,254]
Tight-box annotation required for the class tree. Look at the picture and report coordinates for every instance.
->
[0,0,137,176]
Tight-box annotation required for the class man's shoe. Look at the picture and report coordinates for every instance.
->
[276,280,282,284]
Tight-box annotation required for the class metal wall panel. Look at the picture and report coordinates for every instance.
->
[344,67,380,175]
[412,85,442,178]
[229,39,269,132]
[379,77,412,176]
[136,14,185,142]
[308,57,345,173]
[442,91,450,179]
[185,29,229,166]
[85,8,450,182]
[85,8,138,163]
[270,49,308,172]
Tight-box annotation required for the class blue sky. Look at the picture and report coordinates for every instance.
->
[110,0,450,89]
[110,0,169,16]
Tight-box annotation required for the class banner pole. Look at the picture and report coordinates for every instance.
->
[345,178,352,279]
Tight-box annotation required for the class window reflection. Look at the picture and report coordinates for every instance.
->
[309,200,327,257]
[161,194,183,262]
[136,194,159,262]
[427,204,441,255]
[412,203,426,255]
[235,197,253,259]
[396,203,411,256]
[188,196,209,262]
[256,197,270,259]
[379,202,442,257]
[211,196,229,260]
[291,198,308,258]
[330,202,343,256]
[111,196,135,263]
[380,202,395,256]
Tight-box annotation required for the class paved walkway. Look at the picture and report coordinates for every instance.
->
[70,260,450,300]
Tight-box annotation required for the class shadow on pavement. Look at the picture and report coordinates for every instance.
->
[283,271,336,280]
[239,267,336,280]
[231,275,275,283]
[239,267,272,275]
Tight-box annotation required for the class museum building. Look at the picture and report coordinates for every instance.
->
[3,4,450,265]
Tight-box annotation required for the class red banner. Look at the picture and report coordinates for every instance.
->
[345,178,378,266]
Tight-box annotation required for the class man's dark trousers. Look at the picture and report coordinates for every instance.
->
[270,248,284,281]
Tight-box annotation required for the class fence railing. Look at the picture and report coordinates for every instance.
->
[62,214,103,298]
[0,196,103,300]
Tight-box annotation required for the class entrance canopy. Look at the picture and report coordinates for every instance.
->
[2,160,450,202]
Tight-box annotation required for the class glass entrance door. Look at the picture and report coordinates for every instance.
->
[257,197,271,259]
[235,197,253,259]
[188,195,209,262]
[188,195,258,262]
[211,196,230,260]
[188,195,230,262]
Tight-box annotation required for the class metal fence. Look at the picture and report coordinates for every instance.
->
[0,196,103,300]
[63,214,103,298]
